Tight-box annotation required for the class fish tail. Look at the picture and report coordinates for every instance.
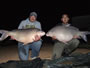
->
[84,31,90,35]
[0,30,9,41]
[80,31,90,42]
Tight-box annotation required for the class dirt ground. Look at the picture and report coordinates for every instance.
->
[0,43,90,63]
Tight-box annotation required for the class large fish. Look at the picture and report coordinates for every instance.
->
[0,28,45,45]
[46,25,90,43]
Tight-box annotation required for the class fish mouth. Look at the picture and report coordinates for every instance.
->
[46,34,49,36]
[41,32,45,36]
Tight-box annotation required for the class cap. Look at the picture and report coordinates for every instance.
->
[29,12,37,18]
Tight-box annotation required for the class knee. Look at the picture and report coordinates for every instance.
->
[74,39,80,45]
[72,39,79,44]
[18,42,24,48]
[32,41,42,50]
[55,42,66,47]
[35,41,42,46]
[37,41,42,45]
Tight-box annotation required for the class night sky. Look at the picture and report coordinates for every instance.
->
[0,1,90,31]
[0,1,90,43]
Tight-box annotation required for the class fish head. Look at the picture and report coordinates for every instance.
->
[46,31,53,37]
[37,31,45,37]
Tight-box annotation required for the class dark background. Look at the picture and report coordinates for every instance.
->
[0,1,90,30]
[0,1,90,45]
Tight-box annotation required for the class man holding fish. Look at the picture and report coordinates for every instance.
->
[49,14,80,59]
[18,12,43,60]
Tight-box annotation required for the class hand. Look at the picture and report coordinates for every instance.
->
[10,36,16,40]
[52,36,56,40]
[73,35,79,39]
[34,35,41,41]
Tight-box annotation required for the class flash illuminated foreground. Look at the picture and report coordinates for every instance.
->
[0,52,90,68]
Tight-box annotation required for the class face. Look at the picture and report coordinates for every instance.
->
[29,16,36,22]
[61,14,70,24]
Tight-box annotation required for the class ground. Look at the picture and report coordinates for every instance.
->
[0,42,90,63]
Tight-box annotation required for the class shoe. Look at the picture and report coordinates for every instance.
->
[31,57,37,60]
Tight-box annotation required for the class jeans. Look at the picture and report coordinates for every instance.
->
[52,39,80,59]
[18,40,42,60]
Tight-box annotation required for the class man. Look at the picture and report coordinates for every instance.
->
[18,12,42,60]
[52,14,80,59]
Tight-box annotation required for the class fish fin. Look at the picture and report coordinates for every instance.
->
[80,35,87,42]
[85,31,90,35]
[80,31,90,42]
[0,30,9,41]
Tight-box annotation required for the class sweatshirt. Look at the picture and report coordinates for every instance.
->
[18,18,41,30]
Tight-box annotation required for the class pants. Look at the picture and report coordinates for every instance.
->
[18,40,42,60]
[52,39,80,59]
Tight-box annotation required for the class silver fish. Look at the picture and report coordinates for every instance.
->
[0,28,45,45]
[46,26,90,43]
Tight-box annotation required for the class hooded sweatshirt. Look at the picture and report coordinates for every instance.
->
[18,18,41,30]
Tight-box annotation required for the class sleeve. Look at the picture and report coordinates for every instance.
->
[18,21,24,29]
[38,22,42,30]
[36,22,42,30]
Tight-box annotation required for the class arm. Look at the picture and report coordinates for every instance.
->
[18,21,25,29]
[35,21,42,30]
[38,23,42,30]
[52,36,57,40]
